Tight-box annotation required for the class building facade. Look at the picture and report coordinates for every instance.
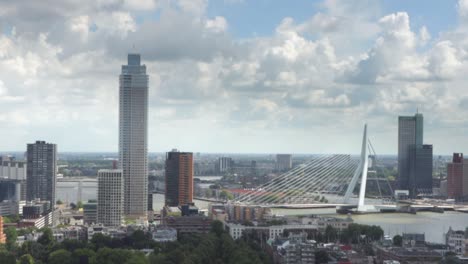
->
[119,54,149,218]
[83,200,98,225]
[26,141,57,207]
[447,153,464,199]
[165,150,193,207]
[276,154,293,171]
[97,170,124,227]
[409,144,433,195]
[398,113,432,197]
[216,157,233,173]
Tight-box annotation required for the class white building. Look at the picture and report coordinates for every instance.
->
[97,169,124,227]
[446,227,466,255]
[119,53,149,218]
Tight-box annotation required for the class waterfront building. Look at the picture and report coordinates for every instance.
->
[0,216,5,244]
[119,53,149,218]
[276,154,292,171]
[409,144,433,195]
[165,150,193,207]
[216,157,233,173]
[398,113,432,197]
[446,153,468,199]
[26,141,57,207]
[445,227,466,255]
[97,170,124,227]
[83,200,98,225]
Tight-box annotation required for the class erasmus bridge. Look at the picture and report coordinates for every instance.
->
[231,125,396,213]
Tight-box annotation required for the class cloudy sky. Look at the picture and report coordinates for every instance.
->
[0,0,467,154]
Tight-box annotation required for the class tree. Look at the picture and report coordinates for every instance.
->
[0,250,15,264]
[325,225,337,242]
[315,250,329,264]
[393,235,402,247]
[19,254,35,264]
[4,226,17,250]
[48,249,72,264]
[71,248,95,264]
[56,200,63,205]
[211,220,224,237]
[37,228,54,246]
[77,201,84,209]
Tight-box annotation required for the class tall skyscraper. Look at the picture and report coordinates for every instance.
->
[398,113,432,197]
[409,144,433,195]
[119,54,148,218]
[276,154,292,171]
[165,150,193,207]
[26,141,57,207]
[97,169,124,227]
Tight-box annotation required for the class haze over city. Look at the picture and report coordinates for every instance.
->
[0,0,468,154]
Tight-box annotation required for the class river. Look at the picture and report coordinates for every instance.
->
[57,182,468,244]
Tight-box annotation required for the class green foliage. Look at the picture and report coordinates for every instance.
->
[37,228,54,246]
[315,250,329,264]
[219,190,234,200]
[71,248,95,264]
[393,235,402,246]
[48,249,72,264]
[211,220,224,237]
[4,226,17,250]
[325,225,337,242]
[0,249,15,264]
[340,223,384,244]
[19,254,35,264]
[77,201,84,209]
[56,200,63,205]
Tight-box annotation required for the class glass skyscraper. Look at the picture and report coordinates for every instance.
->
[398,113,432,196]
[119,54,148,218]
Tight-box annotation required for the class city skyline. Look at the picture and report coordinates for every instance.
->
[1,1,468,154]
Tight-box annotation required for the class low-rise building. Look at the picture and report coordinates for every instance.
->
[274,233,316,264]
[152,227,177,242]
[0,216,6,244]
[446,227,466,255]
[83,200,98,225]
[374,245,442,264]
[86,224,127,240]
[164,215,212,235]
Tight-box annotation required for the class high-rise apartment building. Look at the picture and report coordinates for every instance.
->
[97,170,124,227]
[119,54,148,218]
[216,157,233,174]
[398,113,432,197]
[26,141,57,207]
[165,150,193,207]
[447,153,468,199]
[276,154,292,171]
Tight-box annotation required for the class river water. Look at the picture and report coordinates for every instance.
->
[57,182,468,244]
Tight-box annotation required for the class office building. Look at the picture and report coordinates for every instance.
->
[447,153,468,199]
[165,150,193,207]
[83,200,98,225]
[398,113,432,197]
[276,154,292,171]
[0,158,27,201]
[409,144,433,195]
[216,157,232,173]
[119,54,149,218]
[26,141,57,207]
[97,170,124,227]
[0,216,5,244]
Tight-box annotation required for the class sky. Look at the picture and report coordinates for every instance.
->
[0,0,467,154]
